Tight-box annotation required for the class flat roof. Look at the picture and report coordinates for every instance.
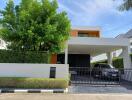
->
[68,37,130,56]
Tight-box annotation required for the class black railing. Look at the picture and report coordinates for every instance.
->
[69,67,132,85]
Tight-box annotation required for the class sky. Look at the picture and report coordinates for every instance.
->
[0,0,132,37]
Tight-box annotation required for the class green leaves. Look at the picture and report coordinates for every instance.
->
[0,0,71,53]
[118,0,132,11]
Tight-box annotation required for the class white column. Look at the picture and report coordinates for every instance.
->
[107,52,112,65]
[65,43,68,64]
[122,47,131,69]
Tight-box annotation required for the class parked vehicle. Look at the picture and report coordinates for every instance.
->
[92,63,119,79]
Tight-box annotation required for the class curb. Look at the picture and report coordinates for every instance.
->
[0,88,68,93]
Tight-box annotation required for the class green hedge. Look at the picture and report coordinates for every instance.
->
[112,57,124,69]
[0,77,68,89]
[0,50,49,63]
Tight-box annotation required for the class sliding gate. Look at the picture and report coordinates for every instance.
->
[69,67,121,85]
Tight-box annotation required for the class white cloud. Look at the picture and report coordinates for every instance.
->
[58,2,78,16]
[58,0,125,26]
[73,0,123,17]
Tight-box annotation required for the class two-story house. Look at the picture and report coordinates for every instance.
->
[50,26,131,69]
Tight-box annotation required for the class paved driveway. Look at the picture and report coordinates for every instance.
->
[0,94,132,100]
[69,77,132,93]
[69,85,132,93]
[69,81,132,93]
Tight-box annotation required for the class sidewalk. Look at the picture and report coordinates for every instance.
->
[0,94,132,100]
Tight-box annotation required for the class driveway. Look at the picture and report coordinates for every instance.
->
[0,93,132,100]
[69,80,132,93]
[69,76,132,93]
[69,85,132,93]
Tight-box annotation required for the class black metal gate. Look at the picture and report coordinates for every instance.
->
[69,67,121,85]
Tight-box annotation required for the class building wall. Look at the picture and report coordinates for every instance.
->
[70,30,78,37]
[50,29,100,64]
[0,64,69,78]
[50,54,57,64]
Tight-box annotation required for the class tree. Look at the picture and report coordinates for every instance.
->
[0,0,71,53]
[119,0,132,11]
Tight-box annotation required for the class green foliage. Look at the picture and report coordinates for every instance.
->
[119,0,132,11]
[112,57,124,69]
[0,0,71,53]
[0,50,48,63]
[0,77,69,89]
[130,53,132,61]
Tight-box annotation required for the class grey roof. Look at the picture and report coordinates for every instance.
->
[116,34,125,38]
[116,29,132,38]
[124,29,132,38]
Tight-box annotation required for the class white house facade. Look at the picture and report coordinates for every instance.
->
[50,26,131,69]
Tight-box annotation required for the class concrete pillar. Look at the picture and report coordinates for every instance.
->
[122,47,131,69]
[65,43,68,64]
[107,52,112,65]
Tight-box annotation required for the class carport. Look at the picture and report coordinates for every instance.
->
[63,37,132,85]
[65,37,131,69]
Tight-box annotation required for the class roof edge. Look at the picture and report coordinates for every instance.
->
[71,26,101,31]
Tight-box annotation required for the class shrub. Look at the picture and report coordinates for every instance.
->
[130,53,132,62]
[0,50,48,63]
[0,77,69,89]
[112,57,124,69]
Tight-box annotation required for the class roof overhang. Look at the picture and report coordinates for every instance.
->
[68,37,130,56]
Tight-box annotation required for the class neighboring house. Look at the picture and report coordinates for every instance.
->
[0,39,7,49]
[50,26,131,69]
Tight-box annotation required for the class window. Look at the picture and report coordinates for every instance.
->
[49,67,56,78]
[78,33,89,37]
[78,32,97,37]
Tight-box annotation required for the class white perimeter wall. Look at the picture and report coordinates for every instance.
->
[0,64,69,79]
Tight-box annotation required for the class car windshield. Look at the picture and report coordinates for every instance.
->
[101,64,114,69]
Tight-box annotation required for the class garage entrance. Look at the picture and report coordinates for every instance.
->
[57,54,90,68]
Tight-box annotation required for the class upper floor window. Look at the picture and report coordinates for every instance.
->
[78,33,89,37]
[78,32,98,37]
